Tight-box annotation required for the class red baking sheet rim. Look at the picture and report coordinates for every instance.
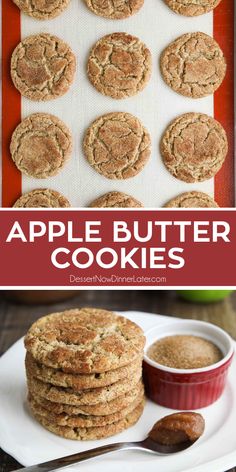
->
[1,0,235,208]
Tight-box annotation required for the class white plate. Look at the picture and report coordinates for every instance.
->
[0,311,236,472]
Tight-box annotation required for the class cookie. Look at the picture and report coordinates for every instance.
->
[13,0,71,19]
[11,33,76,101]
[24,308,145,373]
[160,32,226,98]
[161,113,228,183]
[13,189,70,208]
[89,191,143,208]
[84,0,144,19]
[30,400,145,440]
[165,191,219,208]
[27,368,142,405]
[84,113,151,179]
[26,352,142,390]
[31,381,144,416]
[87,33,152,99]
[164,0,222,16]
[28,390,144,427]
[10,113,72,178]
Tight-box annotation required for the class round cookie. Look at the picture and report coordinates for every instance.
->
[165,191,219,208]
[30,381,144,416]
[10,113,72,178]
[12,0,71,19]
[27,368,142,405]
[13,189,70,208]
[160,32,226,98]
[161,113,228,183]
[11,33,76,101]
[28,391,144,427]
[24,308,145,373]
[87,32,152,99]
[84,0,144,19]
[26,352,142,390]
[84,113,151,179]
[89,191,143,208]
[164,0,222,16]
[30,400,145,440]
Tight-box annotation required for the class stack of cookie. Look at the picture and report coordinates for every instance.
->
[24,308,145,440]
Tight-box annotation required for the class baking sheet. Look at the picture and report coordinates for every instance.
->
[1,0,235,207]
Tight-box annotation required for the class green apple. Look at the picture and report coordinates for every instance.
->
[179,290,234,303]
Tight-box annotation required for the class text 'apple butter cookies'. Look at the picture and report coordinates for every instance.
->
[87,33,152,99]
[10,113,72,178]
[25,308,145,440]
[84,0,144,19]
[84,112,151,179]
[164,191,219,208]
[12,0,71,20]
[89,191,143,208]
[164,0,222,16]
[160,32,226,98]
[11,33,76,101]
[161,113,228,183]
[13,189,71,208]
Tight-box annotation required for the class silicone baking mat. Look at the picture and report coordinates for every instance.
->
[1,0,235,208]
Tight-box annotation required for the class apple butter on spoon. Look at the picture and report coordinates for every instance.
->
[146,412,205,453]
[11,412,205,472]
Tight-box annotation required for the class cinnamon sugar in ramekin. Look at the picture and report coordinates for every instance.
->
[147,335,223,370]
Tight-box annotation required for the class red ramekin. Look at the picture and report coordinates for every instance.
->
[143,319,234,410]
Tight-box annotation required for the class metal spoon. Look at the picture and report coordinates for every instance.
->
[12,412,204,472]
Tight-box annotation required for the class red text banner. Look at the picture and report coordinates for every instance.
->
[0,210,235,287]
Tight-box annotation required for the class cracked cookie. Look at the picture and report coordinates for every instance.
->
[164,191,219,208]
[10,113,72,178]
[160,32,226,98]
[12,0,71,19]
[26,352,142,390]
[27,368,142,405]
[84,112,151,179]
[89,191,143,207]
[11,33,76,101]
[13,189,71,208]
[164,0,222,16]
[161,113,228,183]
[84,0,144,19]
[30,399,145,440]
[24,307,145,373]
[87,32,152,99]
[28,390,144,427]
[29,381,144,416]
